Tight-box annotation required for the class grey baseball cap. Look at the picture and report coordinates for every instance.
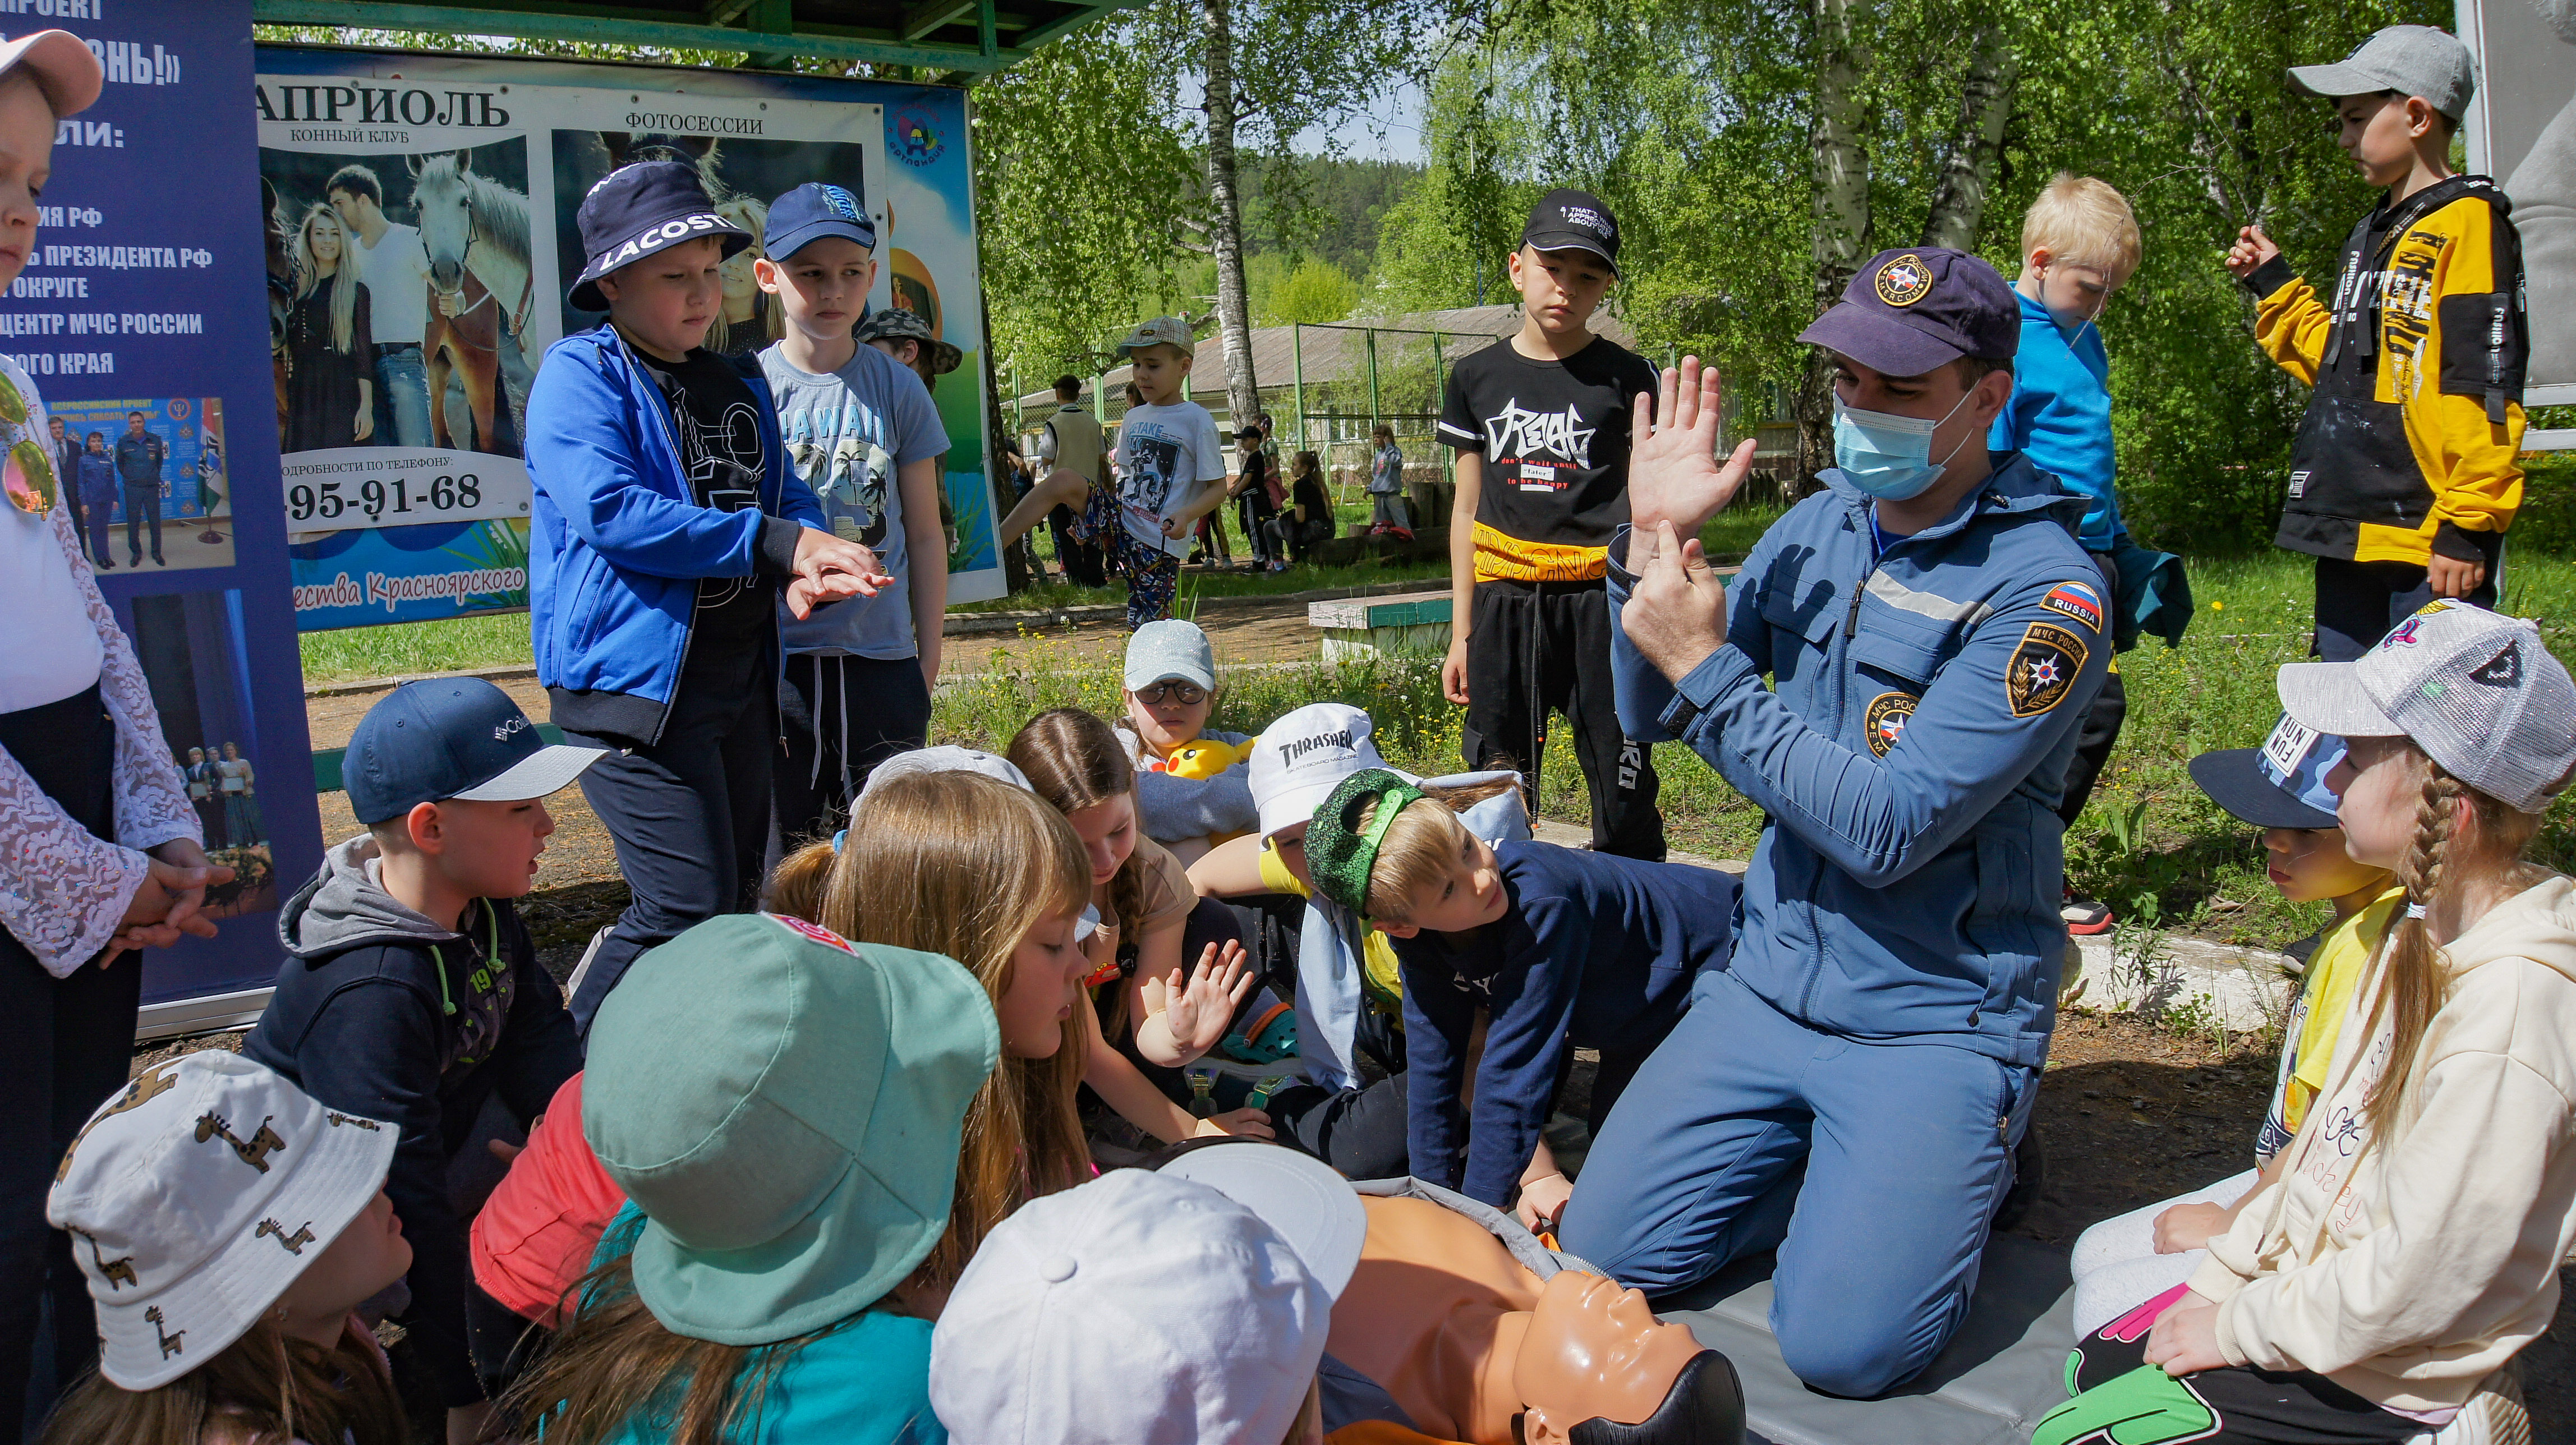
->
[1124,619,1217,693]
[1114,315,1196,358]
[2289,25,2477,122]
[2276,600,2576,815]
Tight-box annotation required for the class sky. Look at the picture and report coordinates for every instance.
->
[1176,72,1427,164]
[1298,78,1426,163]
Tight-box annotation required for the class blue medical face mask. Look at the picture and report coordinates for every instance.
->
[1831,389,1977,501]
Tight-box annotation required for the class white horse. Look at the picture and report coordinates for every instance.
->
[410,151,535,454]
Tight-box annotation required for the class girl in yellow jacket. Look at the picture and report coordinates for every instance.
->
[2037,599,2576,1445]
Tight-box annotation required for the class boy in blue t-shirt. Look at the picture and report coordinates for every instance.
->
[752,182,950,849]
[1988,173,2140,935]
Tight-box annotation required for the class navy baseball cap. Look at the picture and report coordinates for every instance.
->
[1798,247,2021,375]
[1523,188,1620,276]
[568,160,752,312]
[764,182,877,263]
[2186,714,2344,831]
[344,679,606,826]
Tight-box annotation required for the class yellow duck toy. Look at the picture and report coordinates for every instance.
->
[1151,735,1260,847]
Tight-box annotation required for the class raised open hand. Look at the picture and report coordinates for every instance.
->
[1142,939,1255,1061]
[1627,357,1758,537]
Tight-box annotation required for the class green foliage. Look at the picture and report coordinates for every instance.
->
[1370,0,2449,541]
[1262,256,1363,325]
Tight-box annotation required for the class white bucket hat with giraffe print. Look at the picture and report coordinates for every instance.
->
[46,1050,395,1389]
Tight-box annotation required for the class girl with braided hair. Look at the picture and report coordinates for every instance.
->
[2039,600,2576,1445]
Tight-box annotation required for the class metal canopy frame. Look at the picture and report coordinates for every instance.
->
[254,0,1143,75]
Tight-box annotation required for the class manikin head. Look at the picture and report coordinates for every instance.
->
[1513,1271,1742,1444]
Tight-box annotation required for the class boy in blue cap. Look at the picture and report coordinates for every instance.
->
[751,181,951,852]
[524,160,887,1034]
[247,679,597,1442]
[1567,247,2109,1397]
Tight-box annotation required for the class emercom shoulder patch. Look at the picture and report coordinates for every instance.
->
[2006,622,2089,718]
[1864,692,1916,758]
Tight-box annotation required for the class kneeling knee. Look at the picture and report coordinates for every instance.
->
[1774,1319,1930,1400]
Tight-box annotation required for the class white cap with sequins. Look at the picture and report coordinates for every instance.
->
[46,1051,396,1388]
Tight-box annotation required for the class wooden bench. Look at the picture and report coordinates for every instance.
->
[1308,590,1453,662]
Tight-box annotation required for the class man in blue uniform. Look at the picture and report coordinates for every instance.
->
[1561,248,2108,1397]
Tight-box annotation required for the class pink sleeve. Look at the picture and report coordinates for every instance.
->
[470,1072,628,1328]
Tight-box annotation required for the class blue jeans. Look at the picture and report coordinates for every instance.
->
[1558,965,2037,1398]
[375,346,431,449]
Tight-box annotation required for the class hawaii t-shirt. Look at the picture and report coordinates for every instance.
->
[1436,335,1658,582]
[761,343,949,660]
[1112,399,1227,558]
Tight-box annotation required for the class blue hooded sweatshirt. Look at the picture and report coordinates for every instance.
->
[1988,287,2120,552]
[524,325,825,744]
[1608,454,2108,1069]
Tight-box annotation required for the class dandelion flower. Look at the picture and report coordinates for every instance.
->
[2210,600,2224,611]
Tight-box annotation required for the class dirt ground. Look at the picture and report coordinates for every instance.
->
[167,597,2572,1437]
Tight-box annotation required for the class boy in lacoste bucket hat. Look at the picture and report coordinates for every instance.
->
[45,1052,407,1426]
[545,912,997,1441]
[566,160,753,314]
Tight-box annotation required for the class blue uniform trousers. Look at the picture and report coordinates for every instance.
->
[1559,965,2038,1398]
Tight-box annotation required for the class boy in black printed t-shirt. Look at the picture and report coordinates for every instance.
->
[1435,189,1664,859]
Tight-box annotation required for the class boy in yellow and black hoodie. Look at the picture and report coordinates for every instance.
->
[2227,24,2528,662]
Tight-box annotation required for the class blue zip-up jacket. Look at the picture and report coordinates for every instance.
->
[1608,454,2108,1068]
[1988,288,2121,551]
[525,326,824,743]
[1392,841,1740,1205]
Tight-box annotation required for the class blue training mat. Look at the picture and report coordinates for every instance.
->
[1658,1232,2076,1445]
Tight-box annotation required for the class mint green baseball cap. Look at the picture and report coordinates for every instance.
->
[582,912,1000,1345]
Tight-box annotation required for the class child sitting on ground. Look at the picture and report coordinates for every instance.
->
[2066,714,2398,1340]
[2039,601,2576,1445]
[42,1053,409,1445]
[1191,705,1530,1175]
[1307,768,1740,1231]
[1117,619,1258,863]
[503,912,995,1444]
[245,679,593,1443]
[767,767,1117,1280]
[1011,708,1280,1153]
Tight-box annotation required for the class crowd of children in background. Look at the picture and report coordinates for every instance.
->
[10,19,2575,1445]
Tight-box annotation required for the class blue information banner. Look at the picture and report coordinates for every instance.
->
[0,1,319,1014]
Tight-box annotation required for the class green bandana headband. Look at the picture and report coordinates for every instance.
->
[1307,768,1424,917]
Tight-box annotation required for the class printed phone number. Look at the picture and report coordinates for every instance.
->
[289,472,484,522]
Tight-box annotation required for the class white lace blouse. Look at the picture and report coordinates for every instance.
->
[0,379,201,976]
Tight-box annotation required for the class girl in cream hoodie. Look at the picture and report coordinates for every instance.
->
[2037,601,2576,1445]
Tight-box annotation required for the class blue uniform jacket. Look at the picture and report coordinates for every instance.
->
[1392,841,1740,1205]
[1988,288,2121,551]
[1608,454,2108,1067]
[525,326,823,739]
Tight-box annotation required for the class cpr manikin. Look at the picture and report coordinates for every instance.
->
[1327,1194,1744,1444]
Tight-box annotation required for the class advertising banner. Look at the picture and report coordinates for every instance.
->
[0,0,323,1018]
[256,48,1004,628]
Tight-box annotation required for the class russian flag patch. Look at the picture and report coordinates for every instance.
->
[2041,581,2104,633]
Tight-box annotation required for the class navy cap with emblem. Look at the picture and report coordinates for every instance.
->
[344,679,606,826]
[1522,187,1621,277]
[763,181,877,264]
[1798,246,2020,375]
[568,160,753,312]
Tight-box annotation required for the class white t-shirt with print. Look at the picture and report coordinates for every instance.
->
[1112,400,1226,558]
